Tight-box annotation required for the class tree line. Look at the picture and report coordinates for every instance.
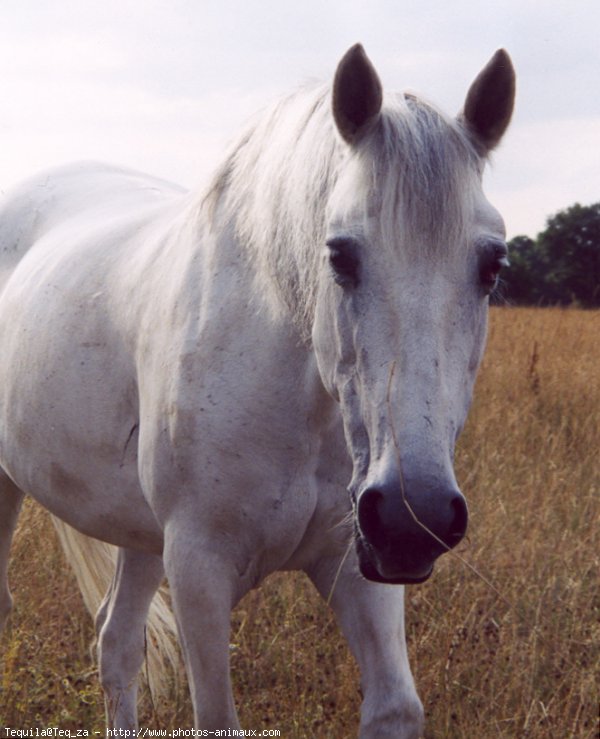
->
[499,202,600,307]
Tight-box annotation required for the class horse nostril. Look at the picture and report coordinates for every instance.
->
[357,483,468,553]
[357,487,384,544]
[446,493,468,547]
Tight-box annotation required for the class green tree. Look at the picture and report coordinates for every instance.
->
[503,235,544,304]
[502,202,600,307]
[538,202,600,307]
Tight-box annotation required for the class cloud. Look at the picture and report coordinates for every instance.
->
[487,117,600,237]
[0,0,598,239]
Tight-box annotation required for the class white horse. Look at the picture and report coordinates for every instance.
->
[0,45,515,737]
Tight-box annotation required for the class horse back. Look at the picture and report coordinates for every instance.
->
[0,162,185,290]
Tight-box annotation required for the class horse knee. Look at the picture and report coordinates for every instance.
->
[98,624,140,729]
[359,689,424,739]
[97,619,145,689]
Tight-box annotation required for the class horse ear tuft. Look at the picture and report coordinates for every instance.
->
[333,44,383,144]
[460,49,516,153]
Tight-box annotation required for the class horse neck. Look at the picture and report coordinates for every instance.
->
[201,87,341,342]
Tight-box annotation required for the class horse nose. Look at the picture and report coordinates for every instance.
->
[357,481,468,552]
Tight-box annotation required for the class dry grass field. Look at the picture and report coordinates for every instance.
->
[1,307,598,737]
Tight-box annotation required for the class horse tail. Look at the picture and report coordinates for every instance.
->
[51,517,180,700]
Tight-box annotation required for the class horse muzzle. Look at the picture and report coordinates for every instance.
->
[354,475,468,584]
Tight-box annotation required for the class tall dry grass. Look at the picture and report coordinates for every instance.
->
[1,307,598,737]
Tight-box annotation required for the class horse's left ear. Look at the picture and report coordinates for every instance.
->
[333,44,383,145]
[460,49,516,152]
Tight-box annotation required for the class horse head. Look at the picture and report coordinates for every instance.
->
[313,45,515,583]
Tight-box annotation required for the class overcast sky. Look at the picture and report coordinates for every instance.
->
[0,0,598,238]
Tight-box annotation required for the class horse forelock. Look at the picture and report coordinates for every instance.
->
[200,85,481,340]
[363,95,481,253]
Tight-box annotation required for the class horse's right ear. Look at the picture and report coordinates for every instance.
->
[333,44,383,145]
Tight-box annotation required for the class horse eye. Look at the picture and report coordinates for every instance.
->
[326,238,360,287]
[479,242,509,292]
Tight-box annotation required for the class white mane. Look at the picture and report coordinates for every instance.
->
[201,83,480,340]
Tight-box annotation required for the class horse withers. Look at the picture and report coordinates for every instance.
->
[0,45,515,737]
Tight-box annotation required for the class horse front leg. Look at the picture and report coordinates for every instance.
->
[163,520,239,730]
[307,553,424,739]
[96,547,165,729]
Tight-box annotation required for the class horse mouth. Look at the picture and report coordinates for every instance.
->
[355,531,435,585]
